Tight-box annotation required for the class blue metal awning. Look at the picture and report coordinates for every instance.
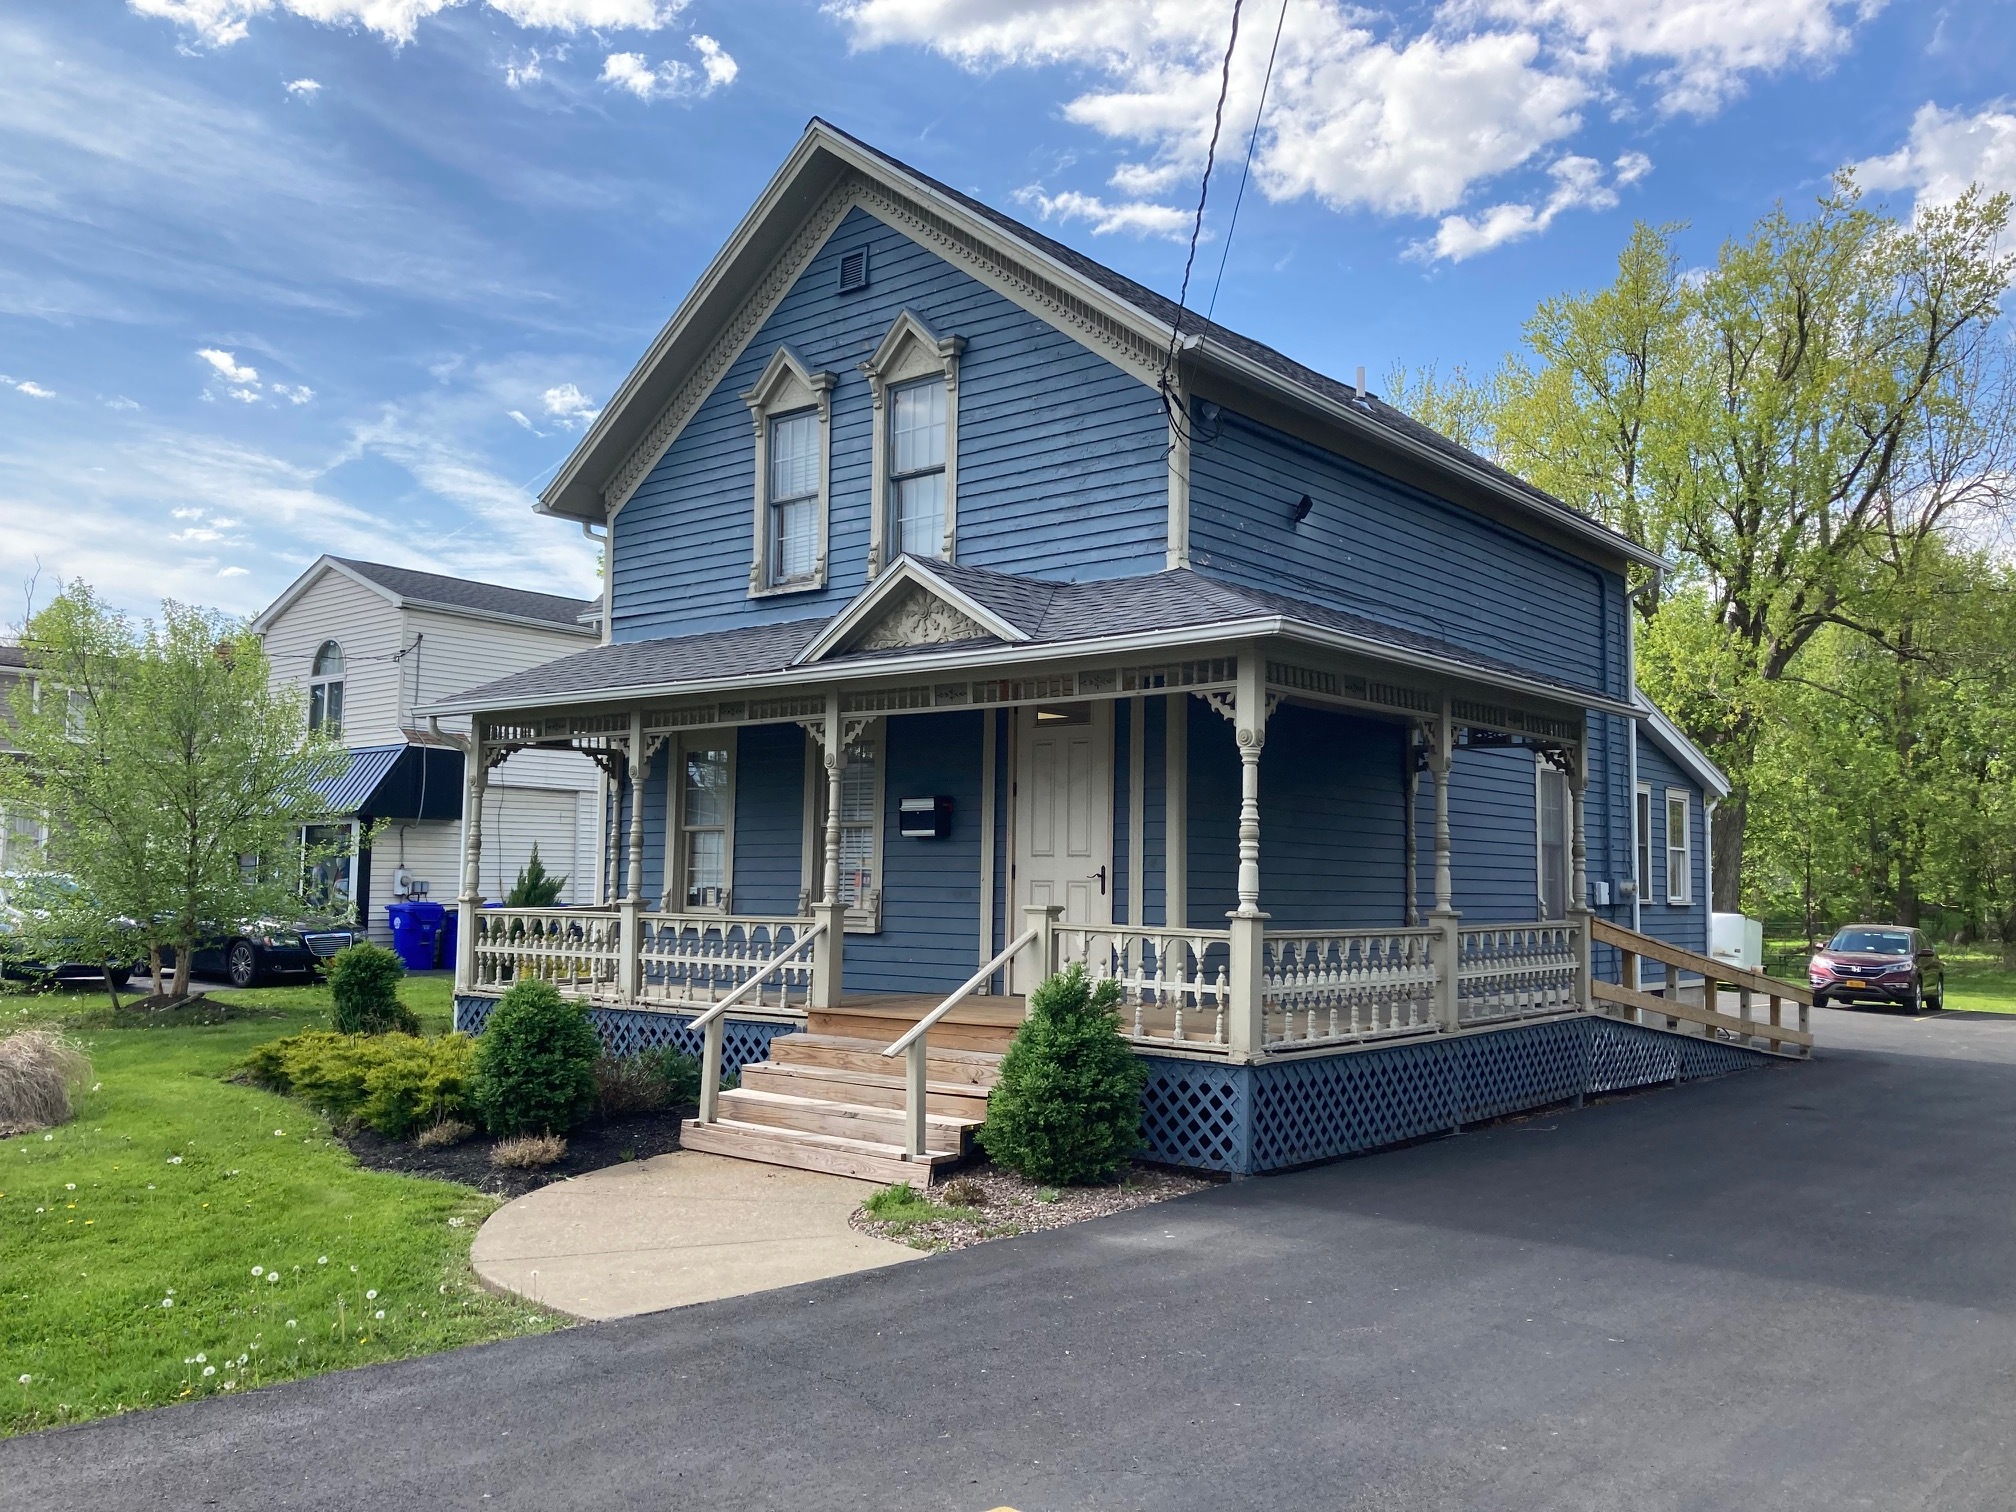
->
[315,744,407,815]
[314,743,467,821]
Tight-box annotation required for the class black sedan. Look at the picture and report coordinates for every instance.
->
[1809,926,1944,1012]
[163,921,359,988]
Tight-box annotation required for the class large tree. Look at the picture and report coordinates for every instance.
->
[1,585,347,1003]
[1396,177,2016,906]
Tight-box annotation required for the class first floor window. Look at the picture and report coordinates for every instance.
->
[302,823,355,911]
[1666,791,1691,904]
[889,378,947,557]
[767,409,820,586]
[677,742,733,910]
[1538,765,1569,920]
[1635,786,1653,905]
[0,808,43,873]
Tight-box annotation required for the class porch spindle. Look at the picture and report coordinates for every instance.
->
[809,695,847,1012]
[454,729,489,997]
[1224,653,1271,1059]
[1426,704,1462,1032]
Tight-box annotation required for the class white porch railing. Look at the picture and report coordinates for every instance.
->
[1263,927,1442,1049]
[1057,924,1234,1049]
[1454,923,1582,1025]
[469,907,623,995]
[636,913,818,1013]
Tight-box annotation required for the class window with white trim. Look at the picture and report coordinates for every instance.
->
[741,349,835,596]
[674,739,734,911]
[801,722,884,931]
[1635,784,1653,906]
[309,641,344,735]
[1537,764,1569,920]
[1665,789,1691,904]
[862,311,963,576]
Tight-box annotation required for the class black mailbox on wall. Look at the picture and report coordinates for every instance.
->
[898,795,954,839]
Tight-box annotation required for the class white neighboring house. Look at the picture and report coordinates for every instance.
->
[0,645,42,873]
[254,557,603,950]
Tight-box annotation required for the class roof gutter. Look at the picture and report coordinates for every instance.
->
[421,615,1641,723]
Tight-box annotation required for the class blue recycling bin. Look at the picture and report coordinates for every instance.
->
[386,900,446,972]
[435,906,458,972]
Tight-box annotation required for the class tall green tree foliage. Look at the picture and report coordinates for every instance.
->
[0,585,348,1002]
[1395,178,2016,905]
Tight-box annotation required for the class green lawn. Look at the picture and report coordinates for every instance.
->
[1,973,558,1438]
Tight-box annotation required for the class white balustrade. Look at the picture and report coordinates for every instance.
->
[1454,923,1582,1024]
[1262,927,1441,1048]
[636,913,817,1013]
[469,907,623,996]
[1056,924,1233,1048]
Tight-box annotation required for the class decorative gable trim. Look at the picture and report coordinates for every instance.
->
[793,557,1030,665]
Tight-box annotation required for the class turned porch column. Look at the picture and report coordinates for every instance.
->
[809,693,847,1011]
[1566,738,1595,1011]
[454,727,489,997]
[1225,651,1271,1059]
[1426,700,1462,1031]
[618,711,647,1003]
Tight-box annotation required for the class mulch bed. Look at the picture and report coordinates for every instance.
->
[849,1161,1216,1252]
[339,1106,695,1199]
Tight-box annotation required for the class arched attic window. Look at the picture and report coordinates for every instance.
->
[309,640,345,734]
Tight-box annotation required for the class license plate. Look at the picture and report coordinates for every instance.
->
[1846,979,1867,988]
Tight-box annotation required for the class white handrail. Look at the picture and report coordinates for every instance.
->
[882,926,1038,1059]
[687,920,826,1031]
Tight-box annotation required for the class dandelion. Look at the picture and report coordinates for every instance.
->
[17,1374,28,1385]
[285,1319,297,1329]
[221,1380,236,1390]
[251,1266,264,1277]
[64,1182,75,1191]
[91,1082,101,1091]
[202,1366,215,1378]
[43,1134,52,1142]
[266,1272,279,1284]
[317,1256,328,1265]
[446,1217,466,1228]
[160,1298,174,1309]
[374,1309,385,1320]
[273,1130,284,1137]
[147,1184,155,1190]
[365,1289,377,1301]
[166,1288,174,1296]
[349,1264,358,1274]
[166,1156,182,1165]
[194,1353,205,1363]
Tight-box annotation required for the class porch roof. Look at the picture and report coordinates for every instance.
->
[424,564,1635,720]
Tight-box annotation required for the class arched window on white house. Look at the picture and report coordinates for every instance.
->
[309,640,345,735]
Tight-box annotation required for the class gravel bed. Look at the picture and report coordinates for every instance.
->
[849,1162,1216,1252]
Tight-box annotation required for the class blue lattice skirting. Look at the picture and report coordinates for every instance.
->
[1139,1016,1782,1176]
[453,995,796,1078]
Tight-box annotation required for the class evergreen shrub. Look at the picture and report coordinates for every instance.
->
[235,1030,474,1138]
[976,963,1147,1185]
[470,980,601,1135]
[327,943,417,1035]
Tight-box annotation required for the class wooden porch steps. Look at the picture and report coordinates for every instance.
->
[682,1012,1010,1185]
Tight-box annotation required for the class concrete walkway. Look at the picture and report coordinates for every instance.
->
[470,1149,921,1319]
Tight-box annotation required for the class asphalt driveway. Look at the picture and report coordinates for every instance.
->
[8,1005,2016,1511]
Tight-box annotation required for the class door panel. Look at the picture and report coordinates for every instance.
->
[1014,704,1112,987]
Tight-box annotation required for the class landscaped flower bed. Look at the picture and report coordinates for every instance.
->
[849,1162,1214,1253]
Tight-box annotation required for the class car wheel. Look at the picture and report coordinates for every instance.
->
[1812,992,1828,1010]
[106,967,131,990]
[1929,976,1945,1011]
[1904,984,1923,1014]
[227,941,260,989]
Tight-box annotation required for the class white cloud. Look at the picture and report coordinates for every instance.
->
[218,565,250,577]
[197,347,258,384]
[127,0,687,47]
[1015,186,1192,239]
[227,386,262,403]
[272,383,315,404]
[106,396,142,412]
[540,381,599,427]
[1857,100,2016,213]
[691,35,738,89]
[11,379,55,398]
[284,77,321,97]
[1421,150,1649,260]
[600,37,736,100]
[507,408,538,431]
[835,0,1883,253]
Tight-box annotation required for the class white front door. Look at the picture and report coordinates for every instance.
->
[1014,703,1112,988]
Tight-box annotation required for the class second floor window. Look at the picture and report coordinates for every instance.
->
[309,641,344,735]
[889,378,947,558]
[1666,791,1691,904]
[767,410,821,586]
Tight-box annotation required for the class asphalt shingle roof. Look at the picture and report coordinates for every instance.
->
[432,563,1602,713]
[333,559,596,629]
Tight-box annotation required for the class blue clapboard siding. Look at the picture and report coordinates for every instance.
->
[1183,697,1409,929]
[1139,695,1168,927]
[612,207,1169,641]
[845,710,984,994]
[731,723,806,917]
[1187,408,1624,696]
[1414,745,1542,922]
[1635,733,1709,972]
[639,743,669,905]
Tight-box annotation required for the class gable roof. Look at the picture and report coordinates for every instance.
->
[1634,694,1731,798]
[540,118,1662,574]
[252,556,597,637]
[425,562,1638,721]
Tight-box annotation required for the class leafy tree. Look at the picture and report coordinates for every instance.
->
[504,844,567,908]
[1395,179,2016,903]
[0,585,348,1003]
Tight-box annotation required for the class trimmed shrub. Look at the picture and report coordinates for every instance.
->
[593,1044,702,1117]
[490,1133,567,1169]
[470,980,601,1135]
[327,943,418,1036]
[234,1030,475,1139]
[977,963,1147,1186]
[0,1030,91,1136]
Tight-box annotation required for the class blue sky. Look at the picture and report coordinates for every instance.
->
[2,0,2012,622]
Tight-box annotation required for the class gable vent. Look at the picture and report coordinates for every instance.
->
[837,247,869,293]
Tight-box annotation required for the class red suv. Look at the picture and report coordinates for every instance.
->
[1809,926,1944,1012]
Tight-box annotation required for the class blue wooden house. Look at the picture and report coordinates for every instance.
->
[429,122,1804,1180]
